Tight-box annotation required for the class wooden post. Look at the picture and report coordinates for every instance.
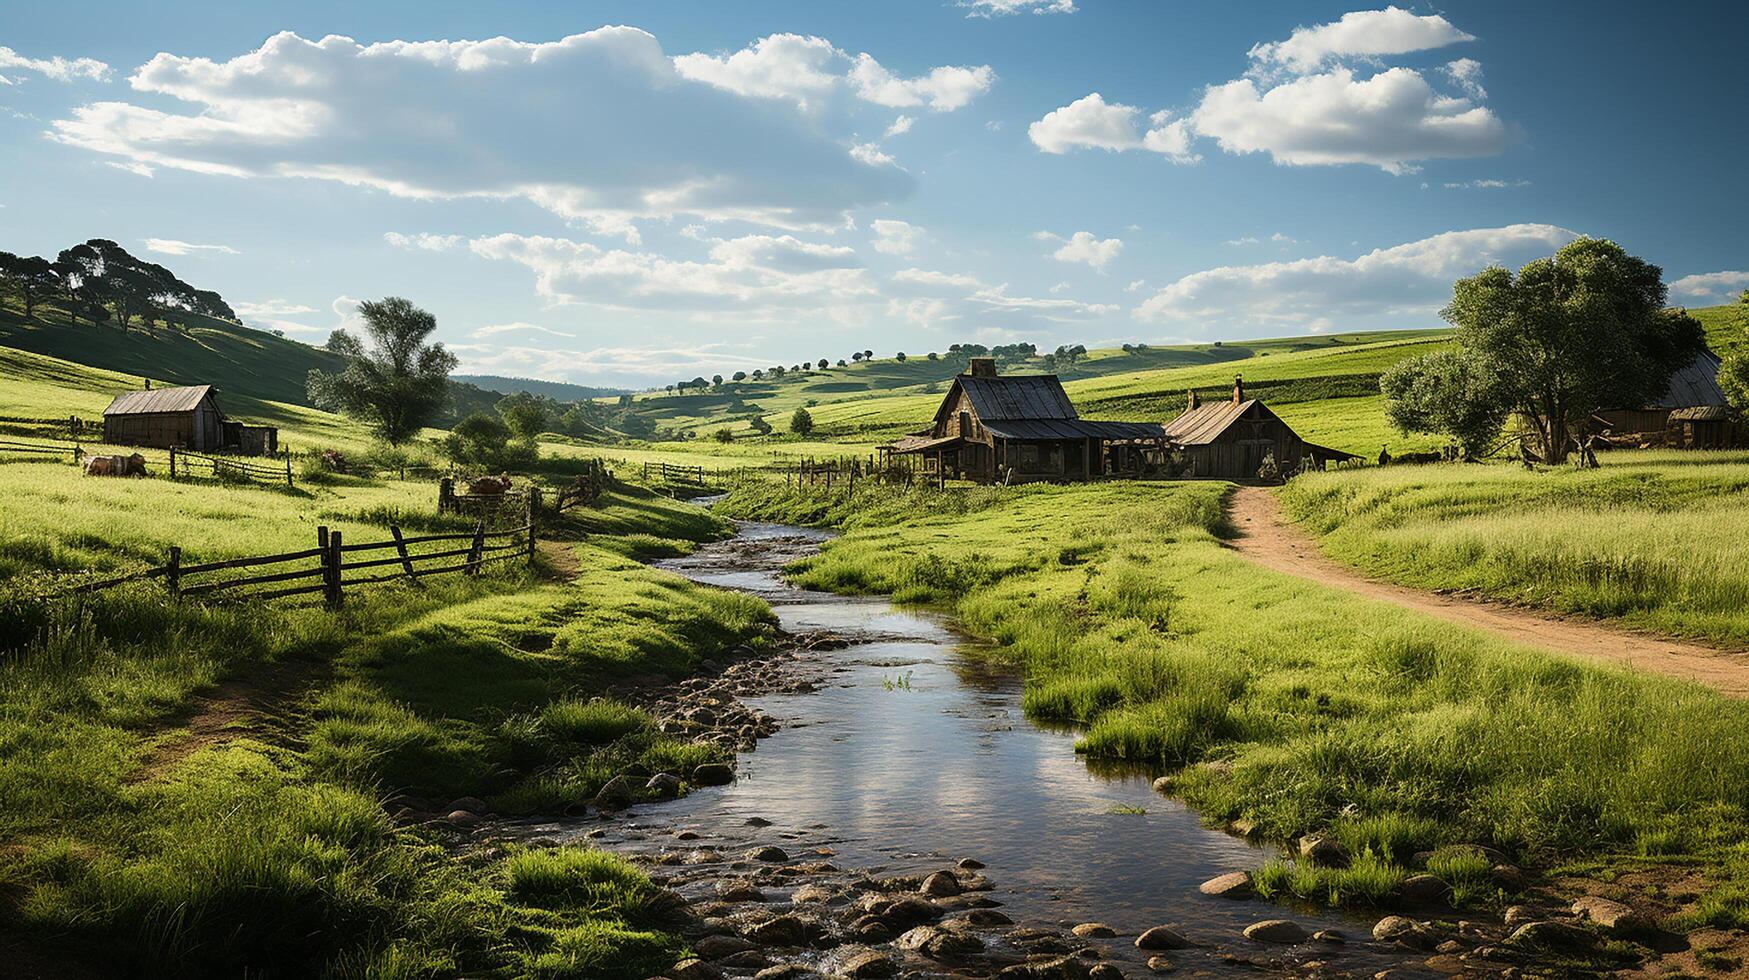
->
[325,529,344,609]
[166,546,181,596]
[390,525,418,581]
[526,488,541,566]
[467,521,485,576]
[438,477,453,514]
[169,446,177,478]
[285,456,294,488]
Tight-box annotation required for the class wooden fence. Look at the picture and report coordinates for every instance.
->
[0,414,102,439]
[169,447,295,487]
[554,459,612,512]
[788,454,933,490]
[0,437,84,463]
[642,461,712,486]
[59,513,538,609]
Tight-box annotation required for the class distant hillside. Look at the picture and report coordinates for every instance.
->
[456,374,629,402]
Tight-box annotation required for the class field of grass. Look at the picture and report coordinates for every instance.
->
[717,478,1749,923]
[0,452,775,977]
[1279,451,1749,648]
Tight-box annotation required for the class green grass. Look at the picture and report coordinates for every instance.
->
[719,477,1749,923]
[1279,451,1749,647]
[0,452,774,976]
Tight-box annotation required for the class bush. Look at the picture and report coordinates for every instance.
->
[789,407,814,437]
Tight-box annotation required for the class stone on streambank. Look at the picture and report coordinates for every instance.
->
[920,870,963,896]
[693,762,736,786]
[1242,919,1308,944]
[444,809,480,826]
[1072,922,1116,938]
[996,955,1093,979]
[747,845,789,862]
[646,772,682,798]
[1372,916,1438,950]
[593,774,634,810]
[834,947,897,979]
[667,958,722,980]
[1151,775,1174,794]
[1571,895,1650,934]
[1297,835,1349,867]
[1146,953,1174,972]
[1134,925,1189,950]
[897,924,982,959]
[1198,871,1252,898]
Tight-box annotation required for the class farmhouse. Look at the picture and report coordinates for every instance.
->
[887,357,1165,483]
[1163,377,1356,479]
[1593,349,1738,449]
[102,383,279,455]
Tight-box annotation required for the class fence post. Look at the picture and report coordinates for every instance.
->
[285,457,294,488]
[467,521,485,576]
[526,488,540,567]
[390,525,418,581]
[326,530,345,609]
[169,446,177,479]
[438,477,453,514]
[166,545,181,596]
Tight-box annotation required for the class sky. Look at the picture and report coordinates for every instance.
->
[2,1,1745,388]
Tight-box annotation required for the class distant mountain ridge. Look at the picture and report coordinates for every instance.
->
[456,374,630,402]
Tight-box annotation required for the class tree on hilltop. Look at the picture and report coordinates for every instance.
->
[307,296,457,446]
[789,407,814,437]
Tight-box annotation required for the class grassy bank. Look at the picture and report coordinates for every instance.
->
[718,479,1749,922]
[1,467,774,977]
[1279,451,1749,648]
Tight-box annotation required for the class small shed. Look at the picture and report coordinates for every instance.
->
[1163,377,1355,478]
[102,383,278,455]
[1594,350,1737,448]
[889,358,1165,483]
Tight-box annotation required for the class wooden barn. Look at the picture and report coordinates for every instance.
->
[102,384,278,455]
[1593,349,1738,448]
[886,358,1165,484]
[1163,377,1355,479]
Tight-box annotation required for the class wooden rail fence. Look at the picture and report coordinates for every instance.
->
[169,447,295,487]
[0,437,84,463]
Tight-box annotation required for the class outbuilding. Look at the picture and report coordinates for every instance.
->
[1163,377,1356,478]
[1593,349,1738,448]
[101,383,278,455]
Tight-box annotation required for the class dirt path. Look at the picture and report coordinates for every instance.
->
[1224,486,1749,697]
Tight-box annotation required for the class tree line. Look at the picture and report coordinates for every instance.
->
[0,239,237,332]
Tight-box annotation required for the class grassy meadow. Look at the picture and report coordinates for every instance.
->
[718,477,1749,923]
[1279,451,1749,648]
[0,441,776,976]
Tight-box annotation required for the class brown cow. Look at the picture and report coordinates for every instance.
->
[84,453,148,477]
[466,475,512,495]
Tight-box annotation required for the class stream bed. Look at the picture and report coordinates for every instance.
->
[520,519,1437,977]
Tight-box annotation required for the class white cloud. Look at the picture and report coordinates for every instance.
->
[871,219,920,256]
[1190,66,1507,174]
[1442,178,1530,189]
[52,29,912,242]
[959,0,1075,16]
[455,342,769,386]
[1038,230,1123,271]
[470,321,578,339]
[891,266,1117,324]
[1226,236,1261,246]
[1271,232,1297,243]
[884,114,915,138]
[1248,7,1475,74]
[1136,223,1579,327]
[1028,94,1198,162]
[105,161,154,177]
[142,238,238,256]
[1049,281,1072,294]
[1125,279,1146,293]
[0,46,111,83]
[233,299,317,317]
[674,34,992,113]
[383,231,465,251]
[1442,58,1486,99]
[1670,271,1749,299]
[849,142,898,167]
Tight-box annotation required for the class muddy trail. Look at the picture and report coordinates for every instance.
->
[506,519,1494,978]
[1225,486,1749,698]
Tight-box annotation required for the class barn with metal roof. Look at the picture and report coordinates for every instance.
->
[887,358,1166,483]
[1162,377,1356,478]
[102,383,278,454]
[1594,349,1738,448]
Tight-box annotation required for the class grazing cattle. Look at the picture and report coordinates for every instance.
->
[84,453,148,477]
[466,475,512,496]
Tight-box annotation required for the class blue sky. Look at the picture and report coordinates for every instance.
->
[3,1,1744,387]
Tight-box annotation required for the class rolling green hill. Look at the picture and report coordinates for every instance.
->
[456,374,630,401]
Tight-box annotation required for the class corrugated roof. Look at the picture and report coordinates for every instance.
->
[1653,350,1727,409]
[950,374,1080,421]
[103,385,217,416]
[889,434,968,454]
[1162,399,1263,445]
[1669,405,1731,422]
[983,418,1164,441]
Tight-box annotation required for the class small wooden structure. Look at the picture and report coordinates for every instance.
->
[886,358,1164,484]
[1593,350,1738,448]
[101,383,278,455]
[1163,377,1355,479]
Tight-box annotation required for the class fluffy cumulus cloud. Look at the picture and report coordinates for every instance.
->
[1028,94,1197,162]
[453,342,769,386]
[1136,223,1578,327]
[1037,230,1123,270]
[142,238,237,256]
[52,29,913,242]
[1247,7,1475,74]
[959,0,1075,16]
[0,46,111,83]
[1669,271,1749,299]
[470,321,577,339]
[674,33,993,112]
[383,232,464,252]
[871,219,921,256]
[468,231,875,321]
[890,265,1118,329]
[1032,8,1503,174]
[1191,66,1505,174]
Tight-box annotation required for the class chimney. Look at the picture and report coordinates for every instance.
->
[1187,388,1200,411]
[969,357,997,378]
[1233,375,1244,404]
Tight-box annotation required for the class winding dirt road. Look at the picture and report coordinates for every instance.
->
[1224,485,1749,697]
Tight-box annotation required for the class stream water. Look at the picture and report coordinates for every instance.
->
[523,518,1430,977]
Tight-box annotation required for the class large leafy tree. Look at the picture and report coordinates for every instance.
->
[495,391,550,441]
[1720,291,1749,415]
[1380,349,1510,459]
[0,252,61,319]
[307,297,457,445]
[1389,238,1704,463]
